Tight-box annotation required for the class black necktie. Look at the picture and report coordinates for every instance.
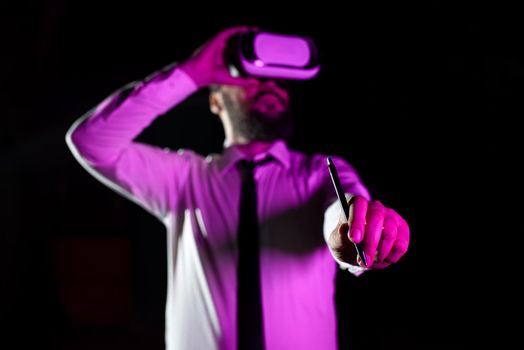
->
[237,159,265,350]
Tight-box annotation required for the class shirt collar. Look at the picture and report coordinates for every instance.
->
[217,139,291,174]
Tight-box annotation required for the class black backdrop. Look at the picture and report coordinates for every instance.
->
[1,1,519,349]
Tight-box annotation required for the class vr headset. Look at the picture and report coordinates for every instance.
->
[226,30,320,80]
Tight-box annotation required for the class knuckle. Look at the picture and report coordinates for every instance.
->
[385,207,400,222]
[369,201,385,215]
[368,210,385,223]
[395,240,409,254]
[398,223,410,240]
[382,229,396,241]
[401,218,410,232]
[354,195,367,206]
[371,199,383,206]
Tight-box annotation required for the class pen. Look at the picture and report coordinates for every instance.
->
[326,156,368,267]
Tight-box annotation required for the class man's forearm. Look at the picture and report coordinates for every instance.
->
[66,63,198,166]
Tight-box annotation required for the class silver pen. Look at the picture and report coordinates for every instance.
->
[326,157,368,267]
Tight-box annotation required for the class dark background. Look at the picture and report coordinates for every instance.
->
[1,1,519,349]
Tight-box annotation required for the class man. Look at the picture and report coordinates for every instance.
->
[66,26,409,350]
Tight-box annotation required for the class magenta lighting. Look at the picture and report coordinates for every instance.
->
[228,30,320,80]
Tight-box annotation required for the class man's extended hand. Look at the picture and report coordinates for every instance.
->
[328,195,410,269]
[179,26,258,89]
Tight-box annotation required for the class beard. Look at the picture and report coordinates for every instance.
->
[223,93,294,142]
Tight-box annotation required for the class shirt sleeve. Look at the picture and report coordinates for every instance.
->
[317,154,371,276]
[65,63,198,222]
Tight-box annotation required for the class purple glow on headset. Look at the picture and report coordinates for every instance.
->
[254,33,310,67]
[237,31,321,80]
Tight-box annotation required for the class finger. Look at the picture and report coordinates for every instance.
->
[197,26,252,59]
[385,218,409,264]
[362,200,385,267]
[201,26,252,60]
[215,25,251,42]
[376,209,398,262]
[348,196,368,243]
[372,261,390,269]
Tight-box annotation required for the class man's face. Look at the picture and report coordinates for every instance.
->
[216,79,293,142]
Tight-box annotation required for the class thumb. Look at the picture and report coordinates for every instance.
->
[335,222,353,250]
[338,222,349,239]
[330,222,358,265]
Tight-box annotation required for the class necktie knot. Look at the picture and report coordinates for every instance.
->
[237,157,273,176]
[238,159,255,177]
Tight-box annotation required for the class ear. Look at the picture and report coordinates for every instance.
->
[209,91,222,115]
